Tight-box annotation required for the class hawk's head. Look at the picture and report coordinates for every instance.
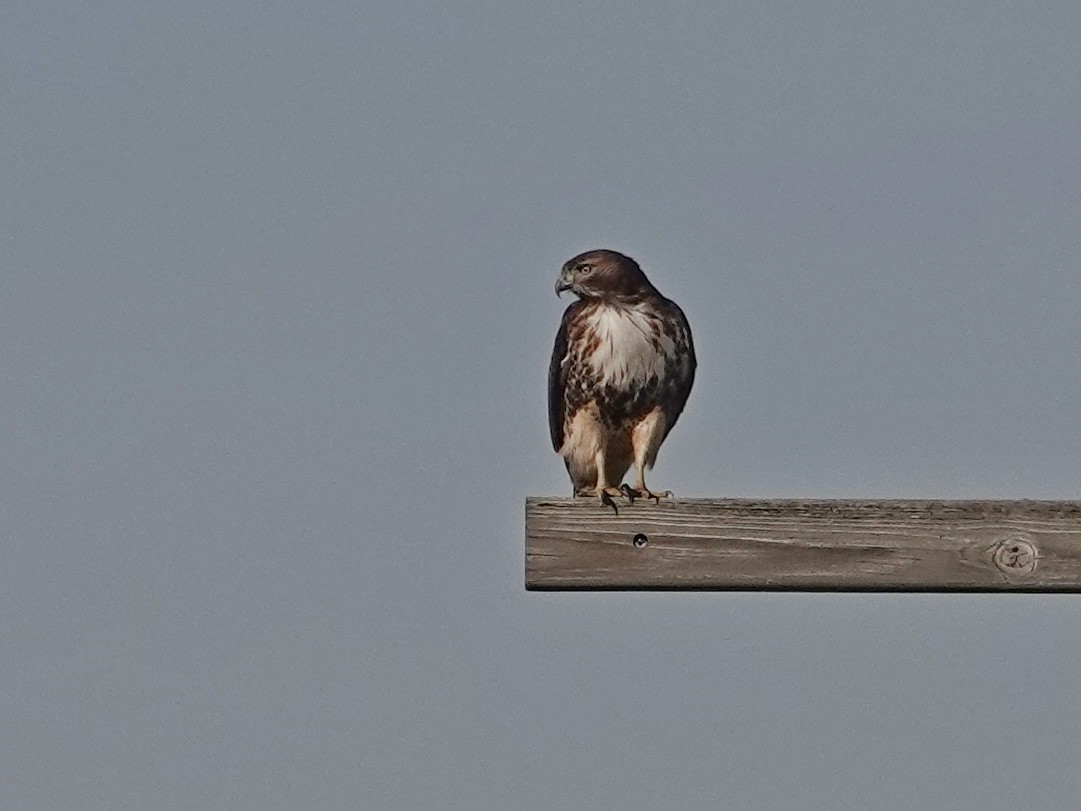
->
[556,249,657,302]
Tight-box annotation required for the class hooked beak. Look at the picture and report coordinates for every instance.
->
[555,270,573,297]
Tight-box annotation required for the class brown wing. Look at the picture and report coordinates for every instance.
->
[655,297,696,443]
[548,303,576,452]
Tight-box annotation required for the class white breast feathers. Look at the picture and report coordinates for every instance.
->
[583,303,676,387]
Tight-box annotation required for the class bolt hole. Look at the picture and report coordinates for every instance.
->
[632,533,648,548]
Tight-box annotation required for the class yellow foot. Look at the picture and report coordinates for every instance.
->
[620,484,676,505]
[576,486,626,514]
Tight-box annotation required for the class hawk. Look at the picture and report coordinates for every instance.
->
[548,249,696,509]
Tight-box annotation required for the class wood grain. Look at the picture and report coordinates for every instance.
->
[525,498,1081,591]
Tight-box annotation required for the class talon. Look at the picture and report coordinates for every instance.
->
[575,485,626,514]
[620,483,637,503]
[624,487,676,504]
[599,489,618,515]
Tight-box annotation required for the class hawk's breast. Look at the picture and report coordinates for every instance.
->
[580,303,676,389]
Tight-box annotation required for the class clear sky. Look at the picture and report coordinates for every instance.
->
[3,2,1081,808]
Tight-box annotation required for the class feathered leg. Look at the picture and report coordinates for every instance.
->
[623,409,674,504]
[575,448,623,513]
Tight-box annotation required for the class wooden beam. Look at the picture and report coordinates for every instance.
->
[525,498,1081,591]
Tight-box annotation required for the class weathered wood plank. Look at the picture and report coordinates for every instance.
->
[525,498,1081,591]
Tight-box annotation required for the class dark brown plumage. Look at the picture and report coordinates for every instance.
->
[548,249,695,507]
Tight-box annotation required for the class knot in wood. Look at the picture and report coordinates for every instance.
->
[992,537,1038,580]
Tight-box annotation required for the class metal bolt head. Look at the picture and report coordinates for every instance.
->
[632,533,649,548]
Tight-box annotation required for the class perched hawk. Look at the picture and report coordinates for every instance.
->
[548,249,695,508]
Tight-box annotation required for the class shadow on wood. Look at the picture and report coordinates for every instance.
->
[525,497,1081,591]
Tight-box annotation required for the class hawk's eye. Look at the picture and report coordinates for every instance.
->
[578,264,593,275]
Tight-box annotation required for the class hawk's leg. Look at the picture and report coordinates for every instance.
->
[574,449,624,513]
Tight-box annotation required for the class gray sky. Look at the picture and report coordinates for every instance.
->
[3,2,1081,808]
